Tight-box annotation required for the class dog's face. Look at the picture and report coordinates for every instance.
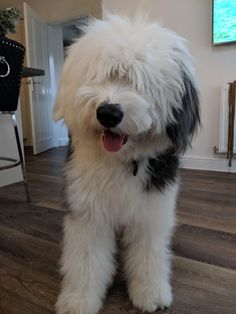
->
[54,15,200,158]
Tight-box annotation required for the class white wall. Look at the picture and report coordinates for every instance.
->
[103,0,236,172]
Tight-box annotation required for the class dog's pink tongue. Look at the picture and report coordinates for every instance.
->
[102,131,125,152]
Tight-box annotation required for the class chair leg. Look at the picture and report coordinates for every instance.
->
[11,114,31,203]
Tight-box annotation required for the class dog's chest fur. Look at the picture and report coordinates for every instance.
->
[65,144,179,224]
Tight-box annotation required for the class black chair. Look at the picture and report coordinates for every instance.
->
[0,37,30,202]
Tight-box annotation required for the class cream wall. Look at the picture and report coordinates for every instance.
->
[0,0,22,8]
[103,0,236,172]
[0,0,101,22]
[25,0,101,22]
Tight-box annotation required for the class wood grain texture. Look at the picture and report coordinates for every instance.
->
[0,147,235,314]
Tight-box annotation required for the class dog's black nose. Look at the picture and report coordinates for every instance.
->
[96,104,123,128]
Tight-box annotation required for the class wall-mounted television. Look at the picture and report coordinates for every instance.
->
[212,0,236,45]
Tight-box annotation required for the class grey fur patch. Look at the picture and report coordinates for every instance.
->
[144,148,179,191]
[166,64,200,153]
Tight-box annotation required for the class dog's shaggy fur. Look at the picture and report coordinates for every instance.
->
[54,14,200,314]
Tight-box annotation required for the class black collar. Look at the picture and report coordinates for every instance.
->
[132,147,178,177]
[132,160,142,176]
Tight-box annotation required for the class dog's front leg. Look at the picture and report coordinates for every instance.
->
[56,213,115,314]
[123,188,177,312]
[123,223,173,312]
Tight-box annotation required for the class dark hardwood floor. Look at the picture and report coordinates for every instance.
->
[0,147,235,314]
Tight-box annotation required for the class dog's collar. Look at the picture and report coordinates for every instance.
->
[131,147,179,176]
[132,160,141,176]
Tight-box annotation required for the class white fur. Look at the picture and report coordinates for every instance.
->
[54,14,197,314]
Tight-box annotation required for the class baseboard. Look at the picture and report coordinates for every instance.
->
[180,156,236,173]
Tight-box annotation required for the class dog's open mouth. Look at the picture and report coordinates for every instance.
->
[102,130,128,152]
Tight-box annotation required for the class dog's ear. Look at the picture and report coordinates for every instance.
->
[166,62,200,153]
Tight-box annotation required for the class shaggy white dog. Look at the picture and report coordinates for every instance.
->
[54,14,200,314]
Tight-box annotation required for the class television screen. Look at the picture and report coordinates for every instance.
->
[213,0,236,45]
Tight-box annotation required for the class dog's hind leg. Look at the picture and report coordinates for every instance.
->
[56,213,116,314]
[122,184,178,312]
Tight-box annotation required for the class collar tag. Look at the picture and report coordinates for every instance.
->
[132,160,139,176]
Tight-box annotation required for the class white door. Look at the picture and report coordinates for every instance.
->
[23,2,54,154]
[48,25,69,147]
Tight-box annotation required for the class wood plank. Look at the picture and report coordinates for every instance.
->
[0,201,62,243]
[0,255,58,312]
[0,181,64,205]
[180,168,236,181]
[0,225,60,277]
[177,210,236,235]
[170,256,236,314]
[176,196,236,234]
[0,287,53,314]
[173,224,236,270]
[35,200,66,211]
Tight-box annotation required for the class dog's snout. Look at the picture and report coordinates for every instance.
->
[96,104,123,128]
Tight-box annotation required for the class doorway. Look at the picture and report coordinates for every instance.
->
[21,5,87,154]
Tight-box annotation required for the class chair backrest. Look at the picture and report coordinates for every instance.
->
[0,37,25,112]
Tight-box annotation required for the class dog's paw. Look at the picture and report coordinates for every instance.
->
[56,291,102,314]
[129,282,173,313]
